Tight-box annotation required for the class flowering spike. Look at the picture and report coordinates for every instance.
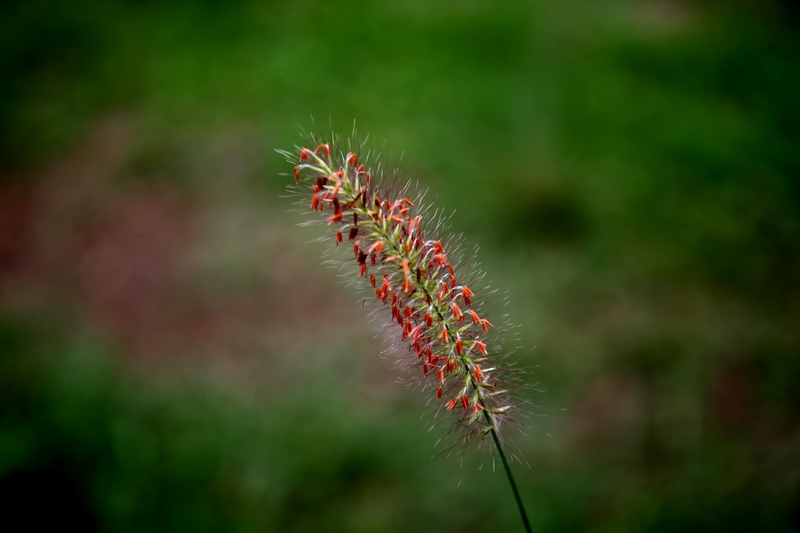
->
[280,135,526,489]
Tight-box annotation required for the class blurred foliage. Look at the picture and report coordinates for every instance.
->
[1,0,798,531]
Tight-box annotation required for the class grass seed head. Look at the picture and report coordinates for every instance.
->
[278,133,527,454]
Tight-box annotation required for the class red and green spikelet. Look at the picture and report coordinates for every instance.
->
[279,138,521,447]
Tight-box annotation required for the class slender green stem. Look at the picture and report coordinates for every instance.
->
[486,415,532,533]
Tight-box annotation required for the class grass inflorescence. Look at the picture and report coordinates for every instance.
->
[278,132,533,531]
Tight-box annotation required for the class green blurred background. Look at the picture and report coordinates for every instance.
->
[1,0,798,531]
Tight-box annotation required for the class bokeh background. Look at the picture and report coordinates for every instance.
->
[1,0,799,531]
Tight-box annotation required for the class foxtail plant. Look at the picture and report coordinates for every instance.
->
[278,135,532,532]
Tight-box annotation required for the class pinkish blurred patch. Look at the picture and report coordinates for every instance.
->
[0,117,367,373]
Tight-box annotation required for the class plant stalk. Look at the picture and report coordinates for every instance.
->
[486,414,532,533]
